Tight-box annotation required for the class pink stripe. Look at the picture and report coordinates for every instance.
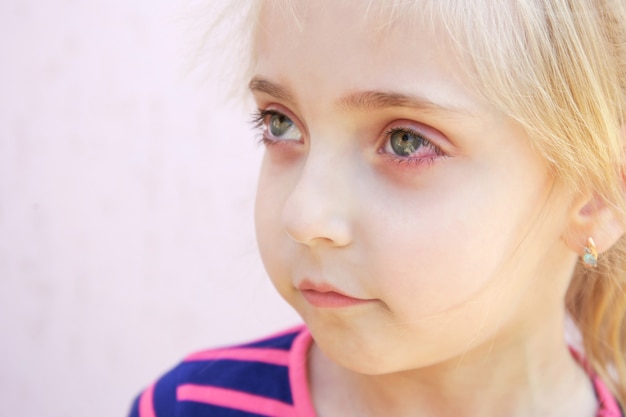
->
[289,328,317,417]
[177,384,295,417]
[592,375,623,417]
[138,383,156,417]
[569,347,622,417]
[184,347,289,366]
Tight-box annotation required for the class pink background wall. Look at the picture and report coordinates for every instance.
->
[0,1,300,416]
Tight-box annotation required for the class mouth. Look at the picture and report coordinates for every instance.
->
[298,280,375,308]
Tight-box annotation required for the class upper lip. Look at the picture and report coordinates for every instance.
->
[298,279,362,299]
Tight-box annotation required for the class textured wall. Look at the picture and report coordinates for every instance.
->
[0,1,299,416]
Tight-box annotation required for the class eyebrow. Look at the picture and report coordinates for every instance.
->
[248,76,473,115]
[249,77,294,102]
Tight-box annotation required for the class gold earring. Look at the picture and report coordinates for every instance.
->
[582,237,598,268]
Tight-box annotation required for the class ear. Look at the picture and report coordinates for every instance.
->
[563,192,625,256]
[562,123,626,255]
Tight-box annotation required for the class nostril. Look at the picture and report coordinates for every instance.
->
[283,213,353,248]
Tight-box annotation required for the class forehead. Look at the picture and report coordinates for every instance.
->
[252,0,484,114]
[254,1,438,71]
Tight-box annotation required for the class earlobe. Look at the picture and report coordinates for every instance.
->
[590,200,625,253]
[563,193,625,257]
[581,237,598,268]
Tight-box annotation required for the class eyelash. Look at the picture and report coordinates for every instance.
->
[251,108,273,132]
[251,109,295,146]
[379,127,444,167]
[251,108,446,167]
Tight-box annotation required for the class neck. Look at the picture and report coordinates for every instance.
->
[309,315,597,417]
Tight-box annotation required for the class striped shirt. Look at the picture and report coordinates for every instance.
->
[129,326,623,417]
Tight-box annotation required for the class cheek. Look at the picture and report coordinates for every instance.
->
[255,170,280,257]
[254,157,295,291]
[362,167,547,318]
[364,205,494,316]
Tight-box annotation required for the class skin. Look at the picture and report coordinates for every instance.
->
[251,1,604,416]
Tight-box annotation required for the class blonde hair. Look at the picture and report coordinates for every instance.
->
[196,0,626,405]
[404,0,626,404]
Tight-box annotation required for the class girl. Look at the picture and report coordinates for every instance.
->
[130,1,626,416]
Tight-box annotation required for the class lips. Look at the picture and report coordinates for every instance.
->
[298,279,375,308]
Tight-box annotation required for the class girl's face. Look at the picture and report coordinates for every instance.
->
[253,1,578,373]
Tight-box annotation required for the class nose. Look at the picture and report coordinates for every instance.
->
[282,154,354,248]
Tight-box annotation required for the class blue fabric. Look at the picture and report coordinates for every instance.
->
[240,331,299,351]
[175,359,293,404]
[177,402,272,417]
[128,328,303,417]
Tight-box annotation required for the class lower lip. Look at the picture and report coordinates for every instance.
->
[301,290,374,308]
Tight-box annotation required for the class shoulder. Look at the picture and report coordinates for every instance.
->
[128,325,313,417]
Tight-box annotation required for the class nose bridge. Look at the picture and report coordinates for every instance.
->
[282,144,354,247]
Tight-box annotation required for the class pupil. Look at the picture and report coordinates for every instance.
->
[270,114,292,136]
[391,131,421,156]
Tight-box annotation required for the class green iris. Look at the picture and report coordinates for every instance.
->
[269,113,294,137]
[390,130,423,156]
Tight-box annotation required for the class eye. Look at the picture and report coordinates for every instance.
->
[382,127,443,162]
[268,113,298,138]
[252,109,303,143]
[389,130,423,156]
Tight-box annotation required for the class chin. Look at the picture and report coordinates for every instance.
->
[308,324,412,375]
